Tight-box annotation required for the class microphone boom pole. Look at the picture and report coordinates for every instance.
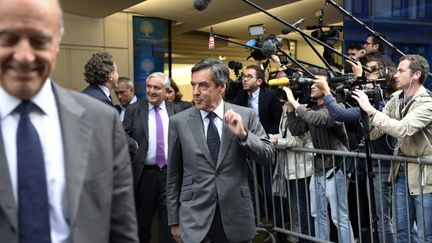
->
[241,0,371,75]
[325,0,432,78]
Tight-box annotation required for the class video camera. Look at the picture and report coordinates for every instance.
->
[224,60,244,102]
[245,24,283,61]
[333,75,387,108]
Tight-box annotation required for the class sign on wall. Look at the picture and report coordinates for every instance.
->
[133,16,171,98]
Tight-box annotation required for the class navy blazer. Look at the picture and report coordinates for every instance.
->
[232,87,282,135]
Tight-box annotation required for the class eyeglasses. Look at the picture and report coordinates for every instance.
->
[242,74,256,80]
[364,42,375,46]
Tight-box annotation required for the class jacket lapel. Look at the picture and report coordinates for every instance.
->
[53,84,92,227]
[0,123,18,231]
[139,100,149,142]
[216,103,235,169]
[188,108,215,168]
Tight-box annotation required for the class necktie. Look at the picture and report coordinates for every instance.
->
[155,106,165,169]
[206,112,220,166]
[16,101,51,243]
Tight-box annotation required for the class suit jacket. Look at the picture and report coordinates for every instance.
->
[82,83,117,109]
[166,103,275,243]
[0,83,138,243]
[232,87,282,135]
[122,99,179,188]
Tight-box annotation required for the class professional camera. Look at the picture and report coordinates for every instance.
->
[224,60,244,102]
[334,76,386,108]
[245,24,283,61]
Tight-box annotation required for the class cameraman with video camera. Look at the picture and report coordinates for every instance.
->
[284,68,354,243]
[314,56,397,243]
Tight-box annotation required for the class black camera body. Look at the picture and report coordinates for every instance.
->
[334,76,385,108]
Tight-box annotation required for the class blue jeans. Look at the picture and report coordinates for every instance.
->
[373,171,394,243]
[310,170,354,243]
[289,177,314,242]
[395,176,432,243]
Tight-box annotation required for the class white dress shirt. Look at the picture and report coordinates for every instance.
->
[146,101,169,165]
[248,88,260,121]
[0,79,70,243]
[200,100,224,139]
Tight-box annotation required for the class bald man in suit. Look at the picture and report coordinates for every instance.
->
[0,0,138,242]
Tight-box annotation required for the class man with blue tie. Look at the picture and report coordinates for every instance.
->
[0,0,138,242]
[123,72,180,243]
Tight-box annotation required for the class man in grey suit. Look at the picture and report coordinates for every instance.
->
[123,72,179,243]
[0,0,138,242]
[167,58,275,243]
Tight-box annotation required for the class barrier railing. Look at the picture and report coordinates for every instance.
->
[250,147,432,243]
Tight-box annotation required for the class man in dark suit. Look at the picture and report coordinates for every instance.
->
[231,64,283,226]
[82,51,119,109]
[232,64,282,135]
[0,0,138,242]
[123,72,179,243]
[82,52,138,158]
[167,58,275,243]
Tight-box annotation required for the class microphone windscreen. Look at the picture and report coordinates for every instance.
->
[268,77,290,86]
[261,41,277,57]
[281,27,291,35]
[193,0,211,11]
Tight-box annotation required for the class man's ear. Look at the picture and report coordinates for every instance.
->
[257,78,263,86]
[413,70,422,80]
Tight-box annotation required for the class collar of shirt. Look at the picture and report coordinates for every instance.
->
[120,95,138,109]
[97,84,111,99]
[0,78,57,119]
[200,100,224,121]
[248,88,260,99]
[148,100,167,112]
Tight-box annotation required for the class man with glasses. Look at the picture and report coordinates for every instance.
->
[362,34,395,68]
[232,65,283,228]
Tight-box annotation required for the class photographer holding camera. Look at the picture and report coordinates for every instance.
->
[352,54,432,243]
[284,69,354,243]
[314,56,397,243]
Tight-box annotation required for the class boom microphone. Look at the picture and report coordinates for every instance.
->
[280,18,305,35]
[268,75,315,86]
[193,0,212,11]
[261,41,278,57]
[268,77,290,86]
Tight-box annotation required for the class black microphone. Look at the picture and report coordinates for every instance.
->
[280,18,305,35]
[193,0,212,11]
[261,41,278,57]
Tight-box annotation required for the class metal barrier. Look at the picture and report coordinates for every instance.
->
[250,147,432,243]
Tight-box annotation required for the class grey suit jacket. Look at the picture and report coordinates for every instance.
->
[0,83,138,243]
[166,103,275,243]
[122,99,179,188]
